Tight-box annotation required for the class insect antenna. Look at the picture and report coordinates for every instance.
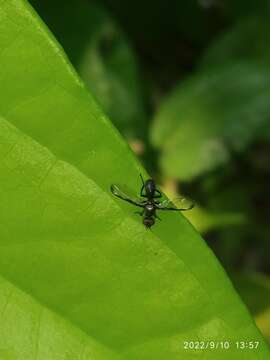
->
[139,173,145,187]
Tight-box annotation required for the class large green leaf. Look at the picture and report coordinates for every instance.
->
[151,62,270,180]
[0,274,119,360]
[0,0,269,358]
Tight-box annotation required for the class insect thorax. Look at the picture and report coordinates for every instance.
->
[145,203,154,212]
[145,179,155,196]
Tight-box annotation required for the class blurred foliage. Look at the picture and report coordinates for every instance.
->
[31,0,270,341]
[223,0,270,20]
[200,16,270,67]
[151,61,270,180]
[233,272,270,316]
[184,205,246,234]
[162,179,246,234]
[30,0,146,140]
[232,272,270,339]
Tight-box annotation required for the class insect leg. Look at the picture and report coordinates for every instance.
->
[157,204,195,211]
[153,189,162,198]
[140,185,147,197]
[139,173,148,197]
[139,173,145,187]
[134,210,144,216]
[110,185,144,207]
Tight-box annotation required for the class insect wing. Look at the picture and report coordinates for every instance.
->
[111,184,144,207]
[157,196,194,211]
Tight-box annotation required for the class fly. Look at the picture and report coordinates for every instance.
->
[110,174,194,228]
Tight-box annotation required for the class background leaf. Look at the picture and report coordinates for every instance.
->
[151,62,270,180]
[200,16,270,68]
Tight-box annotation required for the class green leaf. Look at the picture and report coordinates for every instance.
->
[0,275,119,360]
[30,0,146,140]
[0,0,269,358]
[200,16,270,69]
[151,62,270,180]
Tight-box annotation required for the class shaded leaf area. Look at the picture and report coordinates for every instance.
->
[30,0,146,140]
[0,0,269,358]
[151,62,270,180]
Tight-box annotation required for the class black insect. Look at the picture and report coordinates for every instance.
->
[111,174,194,228]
